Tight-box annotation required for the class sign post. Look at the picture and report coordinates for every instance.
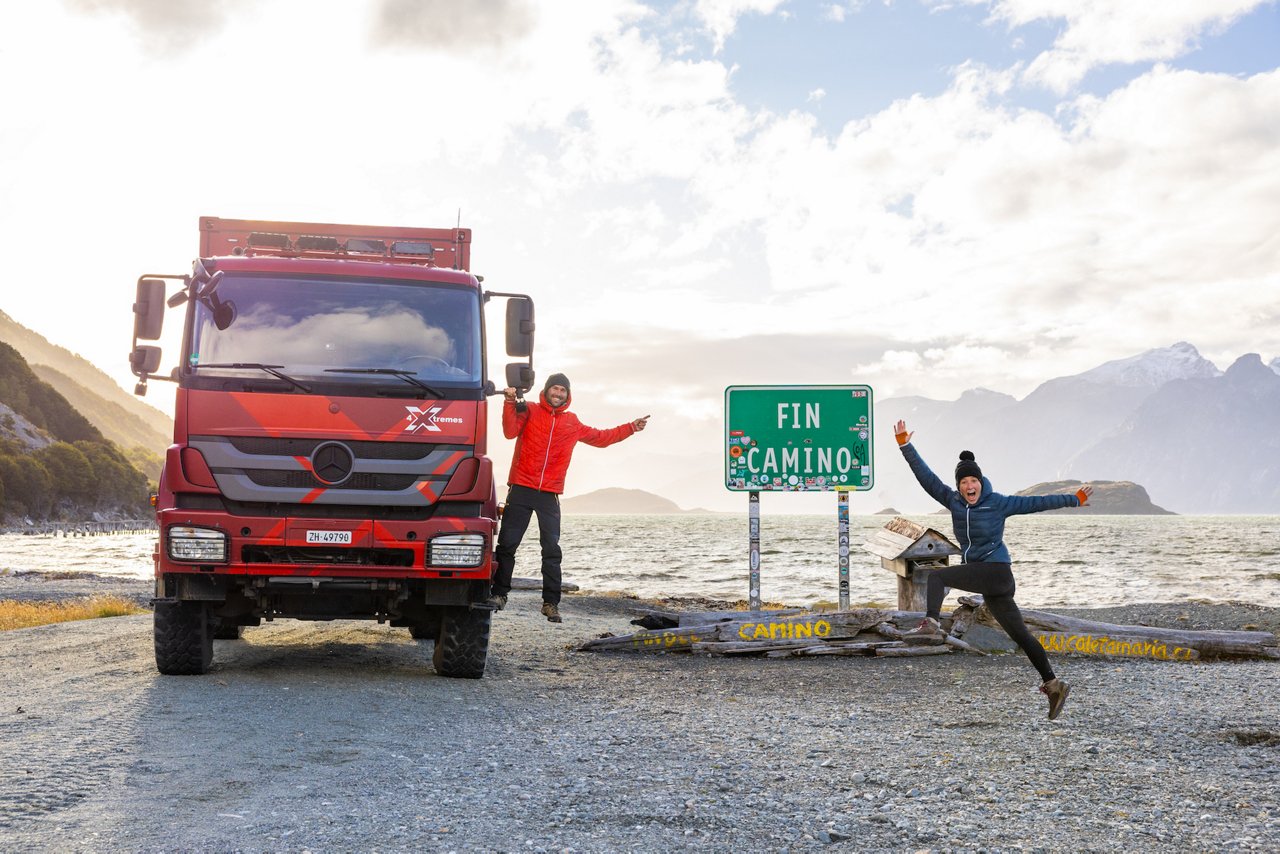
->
[837,489,850,610]
[748,491,761,611]
[725,385,874,607]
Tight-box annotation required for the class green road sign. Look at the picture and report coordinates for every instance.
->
[725,385,874,492]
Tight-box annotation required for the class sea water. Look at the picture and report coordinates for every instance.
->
[2,515,1278,609]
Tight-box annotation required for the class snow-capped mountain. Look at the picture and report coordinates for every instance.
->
[874,343,1280,514]
[1075,341,1222,387]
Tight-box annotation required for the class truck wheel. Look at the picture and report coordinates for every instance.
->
[432,607,490,679]
[213,620,244,640]
[154,600,213,675]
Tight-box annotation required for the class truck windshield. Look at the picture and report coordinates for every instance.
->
[187,274,482,390]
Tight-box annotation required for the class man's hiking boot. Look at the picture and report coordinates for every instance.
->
[1040,678,1071,720]
[541,602,562,623]
[903,616,945,645]
[485,594,507,610]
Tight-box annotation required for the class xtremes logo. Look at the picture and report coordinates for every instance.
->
[403,406,465,433]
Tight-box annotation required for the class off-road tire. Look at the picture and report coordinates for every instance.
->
[432,607,490,679]
[213,620,244,640]
[154,600,213,675]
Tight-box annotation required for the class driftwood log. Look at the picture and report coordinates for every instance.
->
[961,595,1280,661]
[629,608,805,630]
[580,609,892,653]
[580,598,1280,662]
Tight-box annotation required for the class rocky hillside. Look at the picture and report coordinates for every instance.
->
[0,343,150,521]
[0,309,170,475]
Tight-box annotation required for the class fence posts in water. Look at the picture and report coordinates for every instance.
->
[13,520,157,537]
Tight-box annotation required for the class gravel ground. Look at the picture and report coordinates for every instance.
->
[0,573,1278,853]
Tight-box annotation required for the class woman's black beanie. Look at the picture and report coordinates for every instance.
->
[955,450,983,484]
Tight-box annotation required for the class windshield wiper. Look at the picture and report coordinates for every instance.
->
[324,368,444,398]
[192,363,313,393]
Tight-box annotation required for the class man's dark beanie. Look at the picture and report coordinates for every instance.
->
[955,451,983,484]
[544,373,570,393]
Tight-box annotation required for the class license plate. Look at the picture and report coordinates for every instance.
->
[306,530,352,545]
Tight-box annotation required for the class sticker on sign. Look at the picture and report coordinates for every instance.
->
[306,530,353,545]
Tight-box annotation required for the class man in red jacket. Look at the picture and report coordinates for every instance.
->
[487,373,649,622]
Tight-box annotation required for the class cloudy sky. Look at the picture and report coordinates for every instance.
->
[3,0,1278,511]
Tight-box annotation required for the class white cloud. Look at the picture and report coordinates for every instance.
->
[4,0,1280,507]
[986,0,1270,92]
[693,0,791,52]
[371,0,537,51]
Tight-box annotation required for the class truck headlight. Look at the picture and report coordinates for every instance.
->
[428,533,486,567]
[167,526,228,562]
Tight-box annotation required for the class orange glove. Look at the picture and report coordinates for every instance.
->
[1075,487,1090,506]
[894,419,912,446]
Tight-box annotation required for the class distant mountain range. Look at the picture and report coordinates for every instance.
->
[877,343,1280,514]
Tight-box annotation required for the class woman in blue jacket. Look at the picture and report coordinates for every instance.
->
[894,419,1092,720]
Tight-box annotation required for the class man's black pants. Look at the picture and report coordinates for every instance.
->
[925,561,1056,682]
[491,485,562,605]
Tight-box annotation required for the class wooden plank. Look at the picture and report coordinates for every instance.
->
[628,608,806,627]
[943,635,983,655]
[708,608,890,644]
[694,638,900,657]
[764,641,899,658]
[863,528,915,561]
[577,625,712,652]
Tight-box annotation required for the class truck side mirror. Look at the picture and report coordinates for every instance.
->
[505,297,534,358]
[130,345,162,376]
[133,278,166,341]
[505,363,535,393]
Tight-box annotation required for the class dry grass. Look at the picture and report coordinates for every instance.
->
[0,596,147,631]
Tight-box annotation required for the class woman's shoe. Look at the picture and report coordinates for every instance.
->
[903,616,945,645]
[1040,678,1071,720]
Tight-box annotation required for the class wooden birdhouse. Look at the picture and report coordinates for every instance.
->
[862,516,960,611]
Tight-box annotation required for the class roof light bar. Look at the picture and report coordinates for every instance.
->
[297,235,341,251]
[345,238,387,254]
[247,232,290,249]
[391,241,435,258]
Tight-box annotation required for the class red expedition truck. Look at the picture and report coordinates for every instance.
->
[129,217,535,678]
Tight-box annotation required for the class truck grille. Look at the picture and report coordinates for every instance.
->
[229,437,466,460]
[189,435,473,507]
[242,545,414,567]
[246,471,418,491]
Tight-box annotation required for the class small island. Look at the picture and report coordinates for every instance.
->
[1016,480,1174,515]
[561,488,711,515]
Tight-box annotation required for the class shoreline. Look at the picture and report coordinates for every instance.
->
[3,569,1280,639]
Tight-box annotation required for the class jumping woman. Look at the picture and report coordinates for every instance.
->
[894,419,1092,720]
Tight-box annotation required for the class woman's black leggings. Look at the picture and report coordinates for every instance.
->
[925,561,1055,683]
